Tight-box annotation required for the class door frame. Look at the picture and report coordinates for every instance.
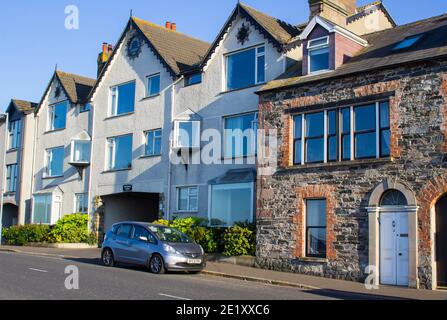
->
[368,205,418,288]
[432,194,447,289]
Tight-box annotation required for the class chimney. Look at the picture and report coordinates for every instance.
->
[308,0,357,26]
[97,42,113,77]
[165,21,171,29]
[171,22,177,32]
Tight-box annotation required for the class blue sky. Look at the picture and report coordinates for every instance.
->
[0,0,446,111]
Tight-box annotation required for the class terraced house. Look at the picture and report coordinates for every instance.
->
[256,0,447,290]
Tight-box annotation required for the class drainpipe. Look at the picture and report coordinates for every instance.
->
[29,112,39,225]
[0,112,10,245]
[166,75,183,221]
[87,102,95,233]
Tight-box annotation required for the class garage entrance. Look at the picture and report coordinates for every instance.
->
[102,193,160,233]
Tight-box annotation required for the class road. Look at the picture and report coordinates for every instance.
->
[0,251,339,300]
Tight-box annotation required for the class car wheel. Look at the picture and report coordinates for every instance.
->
[102,248,115,267]
[149,254,166,274]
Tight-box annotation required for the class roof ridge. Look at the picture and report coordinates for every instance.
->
[239,2,297,29]
[363,11,447,37]
[55,70,96,82]
[131,16,210,46]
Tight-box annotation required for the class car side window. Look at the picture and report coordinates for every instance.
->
[132,226,149,240]
[116,224,132,238]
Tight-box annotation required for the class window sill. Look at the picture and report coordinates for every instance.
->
[44,128,66,134]
[104,112,134,120]
[221,154,257,161]
[3,192,16,196]
[284,157,392,171]
[174,211,199,214]
[139,154,162,159]
[42,175,64,180]
[220,83,265,95]
[141,94,160,101]
[101,168,132,174]
[6,148,19,153]
[296,257,328,263]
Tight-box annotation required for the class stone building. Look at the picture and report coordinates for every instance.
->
[256,2,447,289]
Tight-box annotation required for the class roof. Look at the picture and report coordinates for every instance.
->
[200,3,301,69]
[209,168,256,185]
[132,17,210,75]
[258,12,447,93]
[36,70,96,113]
[10,99,38,114]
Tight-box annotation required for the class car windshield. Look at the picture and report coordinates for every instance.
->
[148,226,192,243]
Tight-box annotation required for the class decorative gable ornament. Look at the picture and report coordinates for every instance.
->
[236,23,251,45]
[54,86,62,98]
[127,35,143,60]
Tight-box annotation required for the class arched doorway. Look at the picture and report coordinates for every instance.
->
[379,189,409,286]
[435,194,447,288]
[367,180,418,288]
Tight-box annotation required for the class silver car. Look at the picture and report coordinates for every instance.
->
[101,222,205,274]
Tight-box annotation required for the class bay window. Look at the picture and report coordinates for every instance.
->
[70,140,91,164]
[308,36,330,74]
[224,112,258,158]
[45,146,64,177]
[5,164,18,193]
[209,182,254,226]
[110,81,135,116]
[306,199,327,258]
[293,101,390,165]
[144,129,162,156]
[48,101,68,131]
[8,119,21,150]
[177,186,198,212]
[226,45,265,91]
[106,134,133,171]
[173,121,200,149]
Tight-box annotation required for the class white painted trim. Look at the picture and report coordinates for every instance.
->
[324,109,328,163]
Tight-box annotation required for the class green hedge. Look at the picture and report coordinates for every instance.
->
[1,213,97,246]
[153,218,256,256]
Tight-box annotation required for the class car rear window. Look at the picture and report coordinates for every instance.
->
[116,224,132,238]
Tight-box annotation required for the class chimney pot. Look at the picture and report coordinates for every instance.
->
[171,23,177,31]
[165,21,171,29]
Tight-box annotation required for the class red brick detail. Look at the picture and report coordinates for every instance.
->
[294,185,337,260]
[440,74,447,152]
[334,33,364,69]
[280,114,293,168]
[417,174,447,257]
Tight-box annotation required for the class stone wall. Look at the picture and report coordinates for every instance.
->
[256,58,447,288]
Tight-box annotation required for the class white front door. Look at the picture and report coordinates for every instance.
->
[380,211,409,286]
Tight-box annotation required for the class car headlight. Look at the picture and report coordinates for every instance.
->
[163,244,181,255]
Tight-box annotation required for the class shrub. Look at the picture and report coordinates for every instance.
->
[191,226,218,253]
[152,219,170,226]
[223,225,256,257]
[2,224,50,246]
[46,213,90,244]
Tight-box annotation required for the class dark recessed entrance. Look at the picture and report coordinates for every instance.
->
[435,194,447,288]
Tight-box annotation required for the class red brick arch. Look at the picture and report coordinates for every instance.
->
[417,173,447,257]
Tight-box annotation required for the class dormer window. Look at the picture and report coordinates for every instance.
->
[308,36,330,74]
[226,45,265,91]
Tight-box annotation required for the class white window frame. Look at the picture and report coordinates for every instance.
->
[8,119,22,150]
[5,163,18,193]
[293,101,389,165]
[307,36,330,75]
[48,101,68,131]
[74,193,88,213]
[32,193,62,225]
[173,121,201,149]
[208,182,255,227]
[176,186,199,212]
[105,134,133,171]
[109,81,136,117]
[146,73,161,97]
[45,146,64,178]
[223,112,258,159]
[70,139,91,164]
[144,129,162,156]
[225,44,266,91]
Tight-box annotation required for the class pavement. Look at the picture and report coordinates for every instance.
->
[1,245,446,300]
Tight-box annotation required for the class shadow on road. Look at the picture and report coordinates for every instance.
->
[304,288,411,300]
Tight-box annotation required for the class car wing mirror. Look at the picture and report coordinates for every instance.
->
[139,236,149,242]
